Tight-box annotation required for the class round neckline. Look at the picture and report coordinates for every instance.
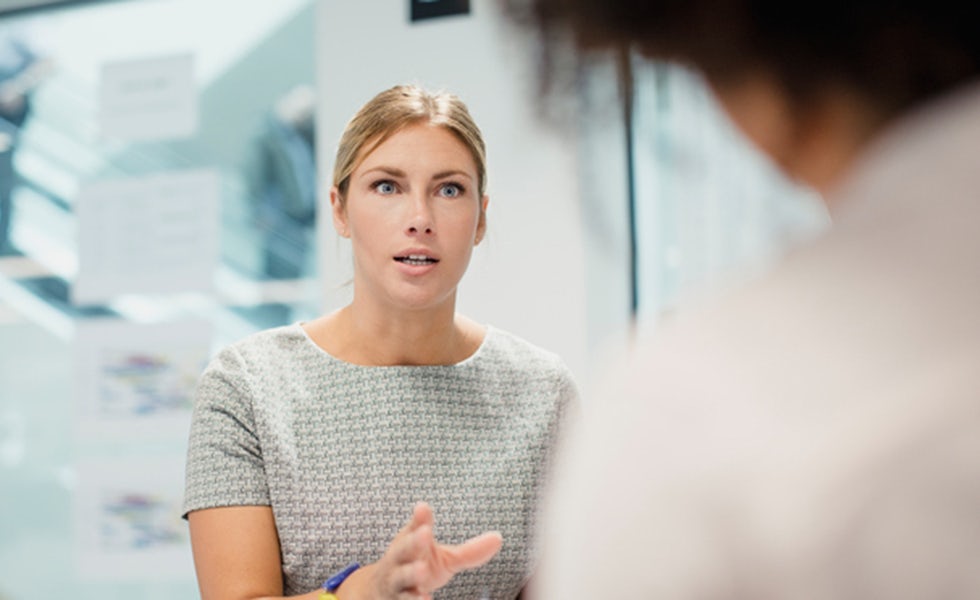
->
[293,322,494,369]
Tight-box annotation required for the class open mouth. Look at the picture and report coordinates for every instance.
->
[394,254,439,266]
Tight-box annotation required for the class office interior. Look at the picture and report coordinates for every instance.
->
[0,0,827,598]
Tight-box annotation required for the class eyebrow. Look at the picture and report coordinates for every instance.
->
[361,166,406,179]
[359,166,474,181]
[431,170,474,181]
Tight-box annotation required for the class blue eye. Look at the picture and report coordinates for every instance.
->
[373,180,397,195]
[438,183,464,198]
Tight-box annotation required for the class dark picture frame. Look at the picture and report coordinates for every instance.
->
[410,0,470,22]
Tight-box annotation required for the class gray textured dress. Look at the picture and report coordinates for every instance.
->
[183,323,577,599]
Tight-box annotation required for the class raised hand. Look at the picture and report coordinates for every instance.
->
[361,501,503,599]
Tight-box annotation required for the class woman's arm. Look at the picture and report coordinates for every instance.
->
[189,502,502,600]
[189,505,322,600]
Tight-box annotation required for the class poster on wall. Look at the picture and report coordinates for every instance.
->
[72,318,212,440]
[73,169,220,305]
[73,457,194,581]
[99,53,198,141]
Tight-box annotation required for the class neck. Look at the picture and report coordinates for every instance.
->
[711,72,886,214]
[788,89,889,211]
[309,293,482,366]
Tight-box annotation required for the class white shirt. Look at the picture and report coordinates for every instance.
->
[534,81,980,599]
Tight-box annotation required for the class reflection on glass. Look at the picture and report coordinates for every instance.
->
[3,0,318,332]
[631,60,829,330]
[0,1,316,597]
[244,83,317,282]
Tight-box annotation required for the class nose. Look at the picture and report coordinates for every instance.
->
[406,192,434,236]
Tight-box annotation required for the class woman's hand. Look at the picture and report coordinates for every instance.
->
[347,502,502,600]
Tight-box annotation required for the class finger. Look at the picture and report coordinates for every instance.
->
[441,531,503,572]
[411,501,433,531]
[389,560,428,592]
[389,523,435,565]
[388,501,433,559]
[415,523,435,551]
[394,501,433,543]
[396,501,431,538]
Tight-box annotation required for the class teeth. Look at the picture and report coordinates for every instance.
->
[396,254,437,266]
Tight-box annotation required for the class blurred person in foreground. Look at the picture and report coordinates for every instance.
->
[501,1,980,598]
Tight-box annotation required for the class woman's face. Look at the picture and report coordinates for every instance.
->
[332,123,488,313]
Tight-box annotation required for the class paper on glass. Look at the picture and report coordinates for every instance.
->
[99,53,198,141]
[73,456,194,581]
[73,169,220,305]
[72,318,212,440]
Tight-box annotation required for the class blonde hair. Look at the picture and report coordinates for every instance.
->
[332,84,488,205]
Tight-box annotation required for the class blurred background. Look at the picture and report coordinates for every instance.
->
[0,1,826,598]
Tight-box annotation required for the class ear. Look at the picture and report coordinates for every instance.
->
[330,186,350,238]
[474,194,489,246]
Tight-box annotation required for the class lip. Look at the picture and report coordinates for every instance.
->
[393,247,440,275]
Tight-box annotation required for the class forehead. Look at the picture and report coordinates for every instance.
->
[354,123,477,175]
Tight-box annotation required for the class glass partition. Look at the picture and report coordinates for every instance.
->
[0,1,316,596]
[630,60,830,330]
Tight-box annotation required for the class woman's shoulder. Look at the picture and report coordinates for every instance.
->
[482,325,572,376]
[478,327,580,408]
[207,323,311,372]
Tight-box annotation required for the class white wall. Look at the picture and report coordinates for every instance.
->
[315,0,590,379]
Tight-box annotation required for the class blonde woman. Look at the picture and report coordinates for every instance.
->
[183,84,578,600]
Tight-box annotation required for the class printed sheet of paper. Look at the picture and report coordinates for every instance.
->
[73,318,212,440]
[73,457,194,581]
[73,169,220,305]
[99,53,198,141]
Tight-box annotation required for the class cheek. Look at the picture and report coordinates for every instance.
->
[346,205,391,236]
[450,210,482,243]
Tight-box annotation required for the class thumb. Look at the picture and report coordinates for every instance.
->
[441,531,503,572]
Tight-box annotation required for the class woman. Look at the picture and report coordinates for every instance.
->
[501,2,980,599]
[183,84,578,600]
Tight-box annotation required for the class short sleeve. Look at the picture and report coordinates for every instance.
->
[549,362,582,457]
[182,345,270,517]
[556,363,581,422]
[537,360,582,493]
